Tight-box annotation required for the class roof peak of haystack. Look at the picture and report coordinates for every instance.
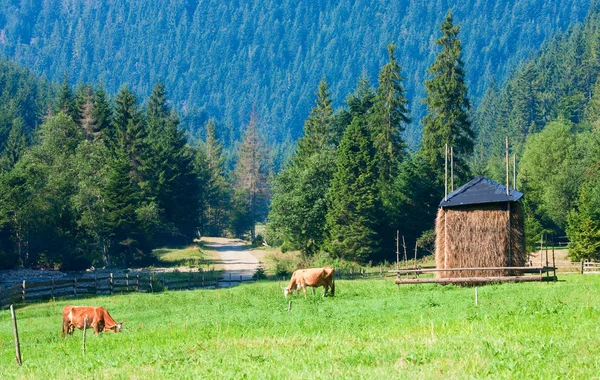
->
[439,175,523,208]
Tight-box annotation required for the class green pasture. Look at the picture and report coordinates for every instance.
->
[1,275,599,379]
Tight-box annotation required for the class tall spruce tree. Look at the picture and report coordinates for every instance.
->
[199,119,230,236]
[326,117,382,262]
[370,43,411,185]
[269,80,336,255]
[421,10,473,186]
[233,112,269,240]
[56,76,78,122]
[0,118,27,172]
[295,79,334,160]
[92,84,113,141]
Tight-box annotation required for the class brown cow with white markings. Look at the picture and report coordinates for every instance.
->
[282,266,335,298]
[61,306,123,337]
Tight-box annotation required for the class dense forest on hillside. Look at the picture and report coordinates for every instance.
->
[0,0,591,152]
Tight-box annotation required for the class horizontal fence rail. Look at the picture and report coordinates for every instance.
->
[0,266,397,308]
[0,270,260,309]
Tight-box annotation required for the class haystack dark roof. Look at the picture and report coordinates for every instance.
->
[439,175,523,208]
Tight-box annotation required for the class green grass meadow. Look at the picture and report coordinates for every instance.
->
[1,275,600,379]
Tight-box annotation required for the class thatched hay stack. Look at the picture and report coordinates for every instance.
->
[435,200,525,278]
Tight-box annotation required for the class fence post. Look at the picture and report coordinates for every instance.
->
[136,275,140,292]
[51,279,55,299]
[109,273,113,295]
[240,275,242,284]
[229,273,231,288]
[21,280,26,303]
[10,304,22,366]
[202,274,205,288]
[149,273,153,293]
[94,276,97,295]
[581,260,585,275]
[188,271,192,290]
[126,274,129,292]
[73,279,77,297]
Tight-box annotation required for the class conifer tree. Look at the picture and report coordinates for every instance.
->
[421,10,473,185]
[295,79,334,160]
[112,87,147,181]
[370,43,411,185]
[56,76,78,122]
[92,84,113,141]
[233,112,269,240]
[269,81,337,255]
[326,117,382,262]
[0,119,27,172]
[199,119,230,236]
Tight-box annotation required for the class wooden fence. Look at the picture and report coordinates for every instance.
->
[0,266,397,308]
[582,261,600,274]
[0,270,252,309]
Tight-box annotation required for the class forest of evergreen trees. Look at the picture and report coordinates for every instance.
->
[0,0,591,155]
[0,67,269,269]
[2,5,600,270]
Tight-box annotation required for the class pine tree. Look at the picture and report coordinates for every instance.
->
[370,43,411,185]
[112,87,147,181]
[421,9,473,185]
[199,119,230,236]
[233,111,269,240]
[144,83,201,242]
[56,75,78,122]
[268,80,337,255]
[102,148,142,266]
[0,118,27,172]
[92,84,113,141]
[77,86,98,141]
[326,117,382,262]
[295,79,334,160]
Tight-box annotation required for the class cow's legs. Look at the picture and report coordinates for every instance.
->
[61,319,69,337]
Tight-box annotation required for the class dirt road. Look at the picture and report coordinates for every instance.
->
[202,237,260,287]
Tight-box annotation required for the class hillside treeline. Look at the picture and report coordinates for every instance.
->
[0,71,267,269]
[0,0,590,153]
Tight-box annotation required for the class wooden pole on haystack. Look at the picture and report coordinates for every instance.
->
[506,137,512,267]
[505,136,510,195]
[445,144,448,201]
[513,154,517,190]
[444,143,448,270]
[451,146,454,192]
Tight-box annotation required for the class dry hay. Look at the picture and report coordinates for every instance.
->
[435,202,525,278]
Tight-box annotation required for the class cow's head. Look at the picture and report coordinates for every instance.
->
[110,322,123,332]
[282,286,291,298]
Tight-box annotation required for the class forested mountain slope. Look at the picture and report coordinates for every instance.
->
[0,0,591,148]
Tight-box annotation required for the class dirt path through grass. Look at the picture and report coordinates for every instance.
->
[202,237,260,286]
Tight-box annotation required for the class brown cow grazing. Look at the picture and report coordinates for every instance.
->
[282,266,335,298]
[61,306,123,337]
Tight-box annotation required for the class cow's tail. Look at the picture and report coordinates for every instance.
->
[331,275,335,297]
[328,267,335,297]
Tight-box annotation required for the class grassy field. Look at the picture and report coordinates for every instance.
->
[1,275,599,379]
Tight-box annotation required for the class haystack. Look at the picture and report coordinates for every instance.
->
[435,176,525,278]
